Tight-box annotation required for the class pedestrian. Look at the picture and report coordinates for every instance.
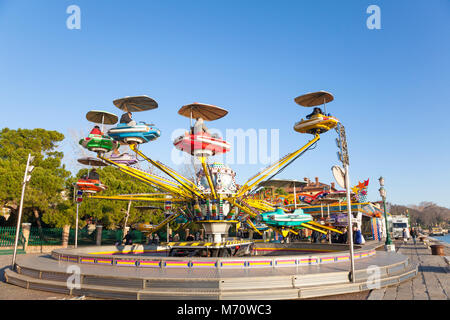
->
[173,233,180,242]
[147,233,153,245]
[411,227,418,245]
[153,233,159,246]
[402,228,409,244]
[124,231,133,245]
[312,230,320,243]
[186,234,194,241]
[353,225,363,245]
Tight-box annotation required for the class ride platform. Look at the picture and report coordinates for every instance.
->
[5,241,418,300]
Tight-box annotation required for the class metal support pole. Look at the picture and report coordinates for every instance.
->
[344,163,356,283]
[167,221,170,242]
[75,202,79,248]
[383,197,392,245]
[123,200,132,238]
[293,183,297,209]
[11,154,31,268]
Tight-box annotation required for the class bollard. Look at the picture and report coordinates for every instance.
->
[21,223,31,251]
[430,244,444,256]
[96,225,103,246]
[62,225,70,247]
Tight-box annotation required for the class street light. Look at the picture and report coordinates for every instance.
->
[11,153,34,268]
[335,123,355,283]
[378,176,395,251]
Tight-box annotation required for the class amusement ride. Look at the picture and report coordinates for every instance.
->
[76,92,349,257]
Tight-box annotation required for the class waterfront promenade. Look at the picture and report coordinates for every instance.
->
[368,239,449,300]
[0,239,448,300]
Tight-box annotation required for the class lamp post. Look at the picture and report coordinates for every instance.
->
[335,123,356,283]
[11,153,35,268]
[378,176,395,252]
[405,209,410,229]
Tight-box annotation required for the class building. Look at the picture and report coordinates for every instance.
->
[284,177,338,196]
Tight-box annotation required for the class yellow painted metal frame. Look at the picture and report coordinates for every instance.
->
[130,144,205,199]
[148,211,182,233]
[87,194,186,202]
[306,220,343,234]
[235,134,320,198]
[300,223,327,235]
[99,155,191,198]
[230,199,297,237]
[200,156,218,199]
[245,218,263,236]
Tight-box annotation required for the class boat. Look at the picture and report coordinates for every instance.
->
[76,178,107,193]
[79,134,117,153]
[258,208,312,227]
[108,95,161,144]
[175,102,230,157]
[107,122,161,144]
[173,132,231,157]
[294,114,339,134]
[293,91,339,134]
[430,227,445,236]
[107,152,138,166]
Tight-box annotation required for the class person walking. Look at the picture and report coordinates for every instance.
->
[402,228,409,244]
[410,227,418,245]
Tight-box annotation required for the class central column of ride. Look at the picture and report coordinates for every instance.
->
[174,103,240,248]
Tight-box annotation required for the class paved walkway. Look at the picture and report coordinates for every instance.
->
[0,254,78,300]
[368,240,449,300]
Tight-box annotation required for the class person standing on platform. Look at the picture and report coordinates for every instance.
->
[353,225,363,245]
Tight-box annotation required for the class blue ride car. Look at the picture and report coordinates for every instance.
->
[107,121,161,144]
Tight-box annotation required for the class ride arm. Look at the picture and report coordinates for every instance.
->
[149,210,182,234]
[130,144,205,199]
[86,194,187,203]
[230,199,298,238]
[245,218,263,236]
[235,134,320,198]
[99,155,191,198]
[300,222,327,235]
[200,157,218,199]
[305,221,343,234]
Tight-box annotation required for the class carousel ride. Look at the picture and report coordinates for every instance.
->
[78,92,342,256]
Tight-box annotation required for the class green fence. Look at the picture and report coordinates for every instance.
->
[0,227,25,255]
[28,227,63,246]
[0,227,19,247]
[1,226,163,248]
[69,229,97,246]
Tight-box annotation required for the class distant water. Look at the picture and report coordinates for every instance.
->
[432,233,450,244]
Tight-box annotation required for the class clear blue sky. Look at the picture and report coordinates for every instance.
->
[0,0,449,207]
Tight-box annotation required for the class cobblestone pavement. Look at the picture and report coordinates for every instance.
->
[368,240,449,300]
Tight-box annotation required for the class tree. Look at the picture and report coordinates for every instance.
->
[67,166,164,230]
[0,128,71,230]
